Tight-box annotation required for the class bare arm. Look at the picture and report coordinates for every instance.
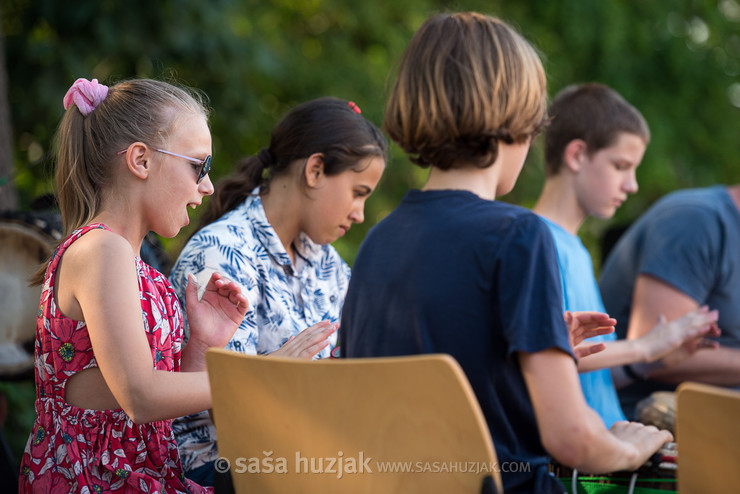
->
[625,275,740,386]
[576,306,718,373]
[519,348,672,473]
[66,232,245,424]
[576,338,643,373]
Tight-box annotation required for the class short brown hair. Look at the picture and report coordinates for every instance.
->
[383,12,547,170]
[544,83,650,176]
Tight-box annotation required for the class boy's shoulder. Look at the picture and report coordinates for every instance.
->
[381,190,548,240]
[641,186,731,227]
[400,188,534,214]
[657,185,727,209]
[469,199,547,229]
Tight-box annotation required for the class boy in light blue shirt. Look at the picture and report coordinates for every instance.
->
[532,83,718,426]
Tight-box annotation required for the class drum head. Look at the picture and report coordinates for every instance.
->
[636,391,677,433]
[0,216,56,378]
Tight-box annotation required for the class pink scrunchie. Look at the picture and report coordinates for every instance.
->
[63,78,109,116]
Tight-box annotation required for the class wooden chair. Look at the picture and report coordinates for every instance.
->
[206,349,502,493]
[676,382,740,494]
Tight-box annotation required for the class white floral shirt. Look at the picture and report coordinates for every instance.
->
[169,190,350,472]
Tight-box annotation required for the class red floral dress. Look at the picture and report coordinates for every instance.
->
[18,224,211,493]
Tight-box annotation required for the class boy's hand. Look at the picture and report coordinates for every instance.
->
[566,311,617,360]
[608,420,673,472]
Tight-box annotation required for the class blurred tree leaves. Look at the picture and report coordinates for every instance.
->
[2,0,740,265]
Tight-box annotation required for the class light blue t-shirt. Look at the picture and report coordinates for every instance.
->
[541,217,626,427]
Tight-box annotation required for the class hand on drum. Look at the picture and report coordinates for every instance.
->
[609,420,674,471]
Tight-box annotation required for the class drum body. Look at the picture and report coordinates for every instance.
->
[551,442,677,493]
[636,391,677,434]
[0,212,59,378]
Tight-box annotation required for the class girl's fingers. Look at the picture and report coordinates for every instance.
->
[290,322,338,351]
[301,321,335,336]
[301,322,338,340]
[234,294,248,311]
[213,278,244,300]
[299,340,332,359]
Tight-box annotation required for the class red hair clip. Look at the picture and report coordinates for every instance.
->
[348,101,362,114]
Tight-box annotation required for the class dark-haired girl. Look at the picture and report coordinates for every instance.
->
[169,97,386,485]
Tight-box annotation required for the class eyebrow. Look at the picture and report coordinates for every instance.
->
[614,157,639,166]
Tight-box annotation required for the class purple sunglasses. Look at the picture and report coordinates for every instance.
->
[117,147,211,184]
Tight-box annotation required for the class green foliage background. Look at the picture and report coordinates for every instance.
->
[5,0,740,264]
[2,0,740,463]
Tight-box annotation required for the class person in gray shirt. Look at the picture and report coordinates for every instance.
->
[599,185,740,418]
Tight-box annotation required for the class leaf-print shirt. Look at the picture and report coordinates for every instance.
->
[18,223,210,494]
[169,190,350,473]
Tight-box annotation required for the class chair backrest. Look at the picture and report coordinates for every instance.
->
[676,381,740,494]
[206,349,502,494]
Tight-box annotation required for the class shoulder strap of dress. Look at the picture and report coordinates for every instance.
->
[45,223,110,281]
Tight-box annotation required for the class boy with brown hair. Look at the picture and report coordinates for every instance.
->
[340,15,673,493]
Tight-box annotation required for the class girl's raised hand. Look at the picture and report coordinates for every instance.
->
[185,272,248,350]
[269,321,339,359]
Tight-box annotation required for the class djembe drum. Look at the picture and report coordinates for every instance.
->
[636,391,677,434]
[0,211,60,379]
[551,442,678,493]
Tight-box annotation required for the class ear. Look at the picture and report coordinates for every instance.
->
[563,139,588,173]
[122,142,151,180]
[304,153,325,188]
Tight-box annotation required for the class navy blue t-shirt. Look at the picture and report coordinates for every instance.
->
[340,189,573,493]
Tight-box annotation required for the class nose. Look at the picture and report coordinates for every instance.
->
[349,202,365,224]
[623,170,638,195]
[200,174,215,196]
